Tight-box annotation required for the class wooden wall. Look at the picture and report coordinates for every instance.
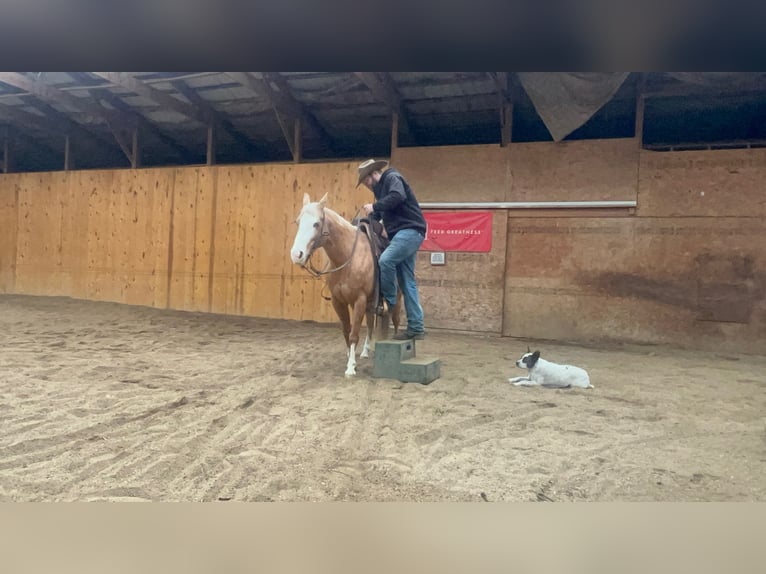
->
[1,141,765,352]
[395,141,766,353]
[0,162,369,324]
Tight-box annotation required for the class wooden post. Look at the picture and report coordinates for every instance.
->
[1,126,10,173]
[391,111,399,152]
[501,100,513,147]
[206,123,216,166]
[64,134,72,171]
[131,125,141,168]
[635,74,645,148]
[293,117,302,163]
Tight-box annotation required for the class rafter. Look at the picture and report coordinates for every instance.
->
[0,121,61,162]
[89,89,197,162]
[223,72,335,156]
[0,100,123,166]
[642,76,766,99]
[0,72,122,124]
[0,72,195,165]
[487,72,509,100]
[353,72,414,137]
[485,73,514,146]
[91,72,212,125]
[170,79,265,157]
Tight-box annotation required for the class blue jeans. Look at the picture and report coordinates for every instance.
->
[379,228,425,334]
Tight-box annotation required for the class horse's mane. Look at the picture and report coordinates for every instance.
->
[321,205,357,231]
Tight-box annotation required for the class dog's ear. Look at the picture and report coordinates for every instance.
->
[528,350,540,367]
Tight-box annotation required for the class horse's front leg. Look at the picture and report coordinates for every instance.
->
[331,296,352,362]
[345,296,368,376]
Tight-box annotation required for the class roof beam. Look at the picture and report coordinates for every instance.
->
[224,72,335,154]
[0,72,123,124]
[0,72,195,165]
[0,72,144,164]
[170,79,266,158]
[354,72,414,137]
[0,100,124,166]
[263,72,337,153]
[0,126,53,172]
[91,72,212,125]
[642,79,766,99]
[487,72,509,100]
[89,88,198,162]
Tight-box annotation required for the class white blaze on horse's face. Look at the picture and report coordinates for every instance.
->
[290,192,328,266]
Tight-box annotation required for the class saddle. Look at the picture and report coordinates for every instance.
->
[353,216,390,313]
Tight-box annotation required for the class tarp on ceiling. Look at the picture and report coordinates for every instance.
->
[517,72,631,142]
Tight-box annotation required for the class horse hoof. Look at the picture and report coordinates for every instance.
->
[345,371,356,377]
[360,351,369,359]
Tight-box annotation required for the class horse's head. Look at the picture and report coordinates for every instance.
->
[290,192,329,266]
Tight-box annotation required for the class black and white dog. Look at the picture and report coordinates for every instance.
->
[509,349,593,389]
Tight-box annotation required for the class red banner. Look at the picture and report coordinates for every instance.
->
[420,211,493,252]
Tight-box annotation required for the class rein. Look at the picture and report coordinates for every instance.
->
[302,208,362,278]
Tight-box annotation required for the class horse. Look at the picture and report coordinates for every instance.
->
[290,192,401,376]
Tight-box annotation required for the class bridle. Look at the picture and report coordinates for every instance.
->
[301,206,361,278]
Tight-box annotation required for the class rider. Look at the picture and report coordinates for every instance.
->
[357,159,427,340]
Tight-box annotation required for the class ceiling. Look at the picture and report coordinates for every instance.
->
[1,72,765,173]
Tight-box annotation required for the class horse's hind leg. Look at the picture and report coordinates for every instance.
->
[361,308,375,358]
[332,297,351,350]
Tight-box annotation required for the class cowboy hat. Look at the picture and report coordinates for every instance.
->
[356,159,388,187]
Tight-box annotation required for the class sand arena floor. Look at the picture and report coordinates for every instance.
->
[0,294,764,501]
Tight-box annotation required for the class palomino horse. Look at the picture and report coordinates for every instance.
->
[290,192,400,376]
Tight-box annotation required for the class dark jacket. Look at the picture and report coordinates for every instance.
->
[371,169,427,239]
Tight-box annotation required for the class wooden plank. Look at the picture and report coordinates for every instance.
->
[169,167,199,311]
[124,168,158,306]
[148,169,175,308]
[638,148,766,218]
[120,169,145,306]
[15,173,64,296]
[503,216,766,353]
[0,174,19,292]
[85,171,115,301]
[104,170,126,302]
[12,174,36,293]
[205,165,220,312]
[209,166,239,314]
[248,164,292,319]
[56,171,87,296]
[508,139,639,202]
[392,144,509,202]
[193,166,216,312]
